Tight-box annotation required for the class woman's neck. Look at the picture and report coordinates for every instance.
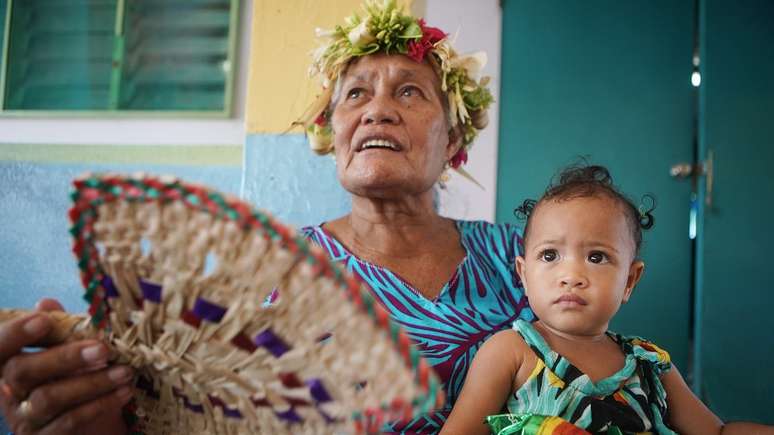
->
[324,191,466,299]
[328,192,451,259]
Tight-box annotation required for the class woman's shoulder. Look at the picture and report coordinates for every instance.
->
[455,220,524,242]
[300,224,333,246]
[455,219,525,258]
[298,223,353,262]
[300,224,319,239]
[455,219,522,235]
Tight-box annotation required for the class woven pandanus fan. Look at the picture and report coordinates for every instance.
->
[0,173,444,435]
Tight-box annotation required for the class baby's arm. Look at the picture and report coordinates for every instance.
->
[440,330,524,435]
[663,365,774,434]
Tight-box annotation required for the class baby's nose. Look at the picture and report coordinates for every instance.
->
[560,272,589,289]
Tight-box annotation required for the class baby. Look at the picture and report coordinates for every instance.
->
[440,165,773,434]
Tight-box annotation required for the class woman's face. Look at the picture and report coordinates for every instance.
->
[330,53,459,199]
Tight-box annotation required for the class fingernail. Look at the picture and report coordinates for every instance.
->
[0,382,12,399]
[81,344,107,364]
[108,366,133,383]
[23,315,48,336]
[116,386,134,402]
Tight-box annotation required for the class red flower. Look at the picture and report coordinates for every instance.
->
[419,19,446,44]
[406,19,447,62]
[449,148,468,169]
[406,40,429,62]
[314,113,326,126]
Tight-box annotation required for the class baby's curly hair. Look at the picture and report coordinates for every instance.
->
[514,164,655,256]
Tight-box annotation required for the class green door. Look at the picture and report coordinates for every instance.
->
[497,1,695,370]
[695,0,774,422]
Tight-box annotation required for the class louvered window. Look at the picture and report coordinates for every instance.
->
[0,0,238,115]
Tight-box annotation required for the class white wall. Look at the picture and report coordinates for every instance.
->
[425,0,502,222]
[0,1,253,146]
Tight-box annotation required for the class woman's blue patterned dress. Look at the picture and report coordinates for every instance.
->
[301,220,535,433]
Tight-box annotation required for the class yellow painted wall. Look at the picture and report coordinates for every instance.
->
[246,0,419,134]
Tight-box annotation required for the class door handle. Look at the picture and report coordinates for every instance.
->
[704,149,714,208]
[670,149,714,208]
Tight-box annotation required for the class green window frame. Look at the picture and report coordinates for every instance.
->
[0,0,240,118]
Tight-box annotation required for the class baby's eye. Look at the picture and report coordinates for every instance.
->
[346,88,364,100]
[539,249,558,262]
[588,251,609,264]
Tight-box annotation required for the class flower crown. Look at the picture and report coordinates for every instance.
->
[296,0,494,173]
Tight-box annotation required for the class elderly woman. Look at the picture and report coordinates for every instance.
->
[0,1,533,433]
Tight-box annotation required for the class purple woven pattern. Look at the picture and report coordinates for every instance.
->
[139,279,162,303]
[102,276,119,298]
[192,297,227,322]
[102,270,344,425]
[254,328,290,357]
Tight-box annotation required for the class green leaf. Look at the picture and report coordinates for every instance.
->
[400,21,422,39]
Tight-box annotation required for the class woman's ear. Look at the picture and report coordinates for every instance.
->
[446,124,463,161]
[622,260,645,303]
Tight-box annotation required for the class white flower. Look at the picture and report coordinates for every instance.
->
[454,84,470,122]
[315,27,336,40]
[447,93,459,127]
[347,20,375,47]
[307,125,333,154]
[344,15,358,27]
[449,51,487,81]
[432,40,454,72]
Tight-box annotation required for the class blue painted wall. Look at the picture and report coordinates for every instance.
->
[0,162,241,313]
[242,133,350,228]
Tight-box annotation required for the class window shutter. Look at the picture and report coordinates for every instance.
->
[5,0,118,110]
[1,0,236,113]
[118,0,232,111]
[0,1,7,79]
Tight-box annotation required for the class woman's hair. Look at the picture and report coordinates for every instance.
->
[514,164,656,257]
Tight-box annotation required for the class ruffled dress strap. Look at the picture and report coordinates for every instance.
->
[617,335,672,375]
[512,319,555,366]
[614,333,676,434]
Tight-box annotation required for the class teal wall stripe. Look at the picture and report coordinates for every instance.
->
[0,144,242,166]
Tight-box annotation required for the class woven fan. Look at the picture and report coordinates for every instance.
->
[0,173,444,435]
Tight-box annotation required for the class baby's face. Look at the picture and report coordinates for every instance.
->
[516,196,644,337]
